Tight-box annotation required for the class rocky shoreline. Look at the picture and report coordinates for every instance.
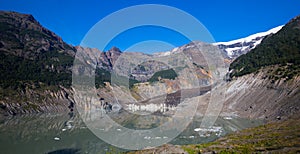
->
[0,86,74,116]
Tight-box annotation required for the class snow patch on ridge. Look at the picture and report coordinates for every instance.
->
[213,25,283,46]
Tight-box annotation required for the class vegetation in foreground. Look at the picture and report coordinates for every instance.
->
[182,118,300,154]
[123,117,300,154]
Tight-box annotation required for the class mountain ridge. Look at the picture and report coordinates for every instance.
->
[0,10,298,119]
[0,11,77,115]
[229,15,300,78]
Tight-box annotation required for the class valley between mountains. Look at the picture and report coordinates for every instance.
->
[0,10,300,153]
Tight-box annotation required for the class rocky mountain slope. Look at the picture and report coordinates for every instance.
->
[0,11,76,87]
[220,15,300,121]
[0,11,76,115]
[197,14,300,153]
[222,68,300,121]
[75,46,122,70]
[0,10,298,121]
[0,11,213,115]
[130,15,300,154]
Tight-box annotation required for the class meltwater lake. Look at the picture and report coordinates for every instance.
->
[0,112,263,154]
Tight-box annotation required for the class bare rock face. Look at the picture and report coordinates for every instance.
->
[74,46,122,70]
[105,46,122,66]
[0,86,74,116]
[221,68,300,122]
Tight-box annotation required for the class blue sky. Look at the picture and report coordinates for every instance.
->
[1,0,300,53]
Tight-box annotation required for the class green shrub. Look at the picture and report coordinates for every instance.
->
[148,69,177,83]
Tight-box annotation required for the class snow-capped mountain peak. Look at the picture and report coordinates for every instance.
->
[213,25,283,58]
[213,26,283,46]
[153,26,283,59]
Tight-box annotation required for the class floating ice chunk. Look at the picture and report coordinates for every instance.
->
[194,128,201,132]
[54,137,60,141]
[189,136,195,139]
[144,136,151,140]
[224,116,233,120]
[194,126,223,132]
[199,133,211,137]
